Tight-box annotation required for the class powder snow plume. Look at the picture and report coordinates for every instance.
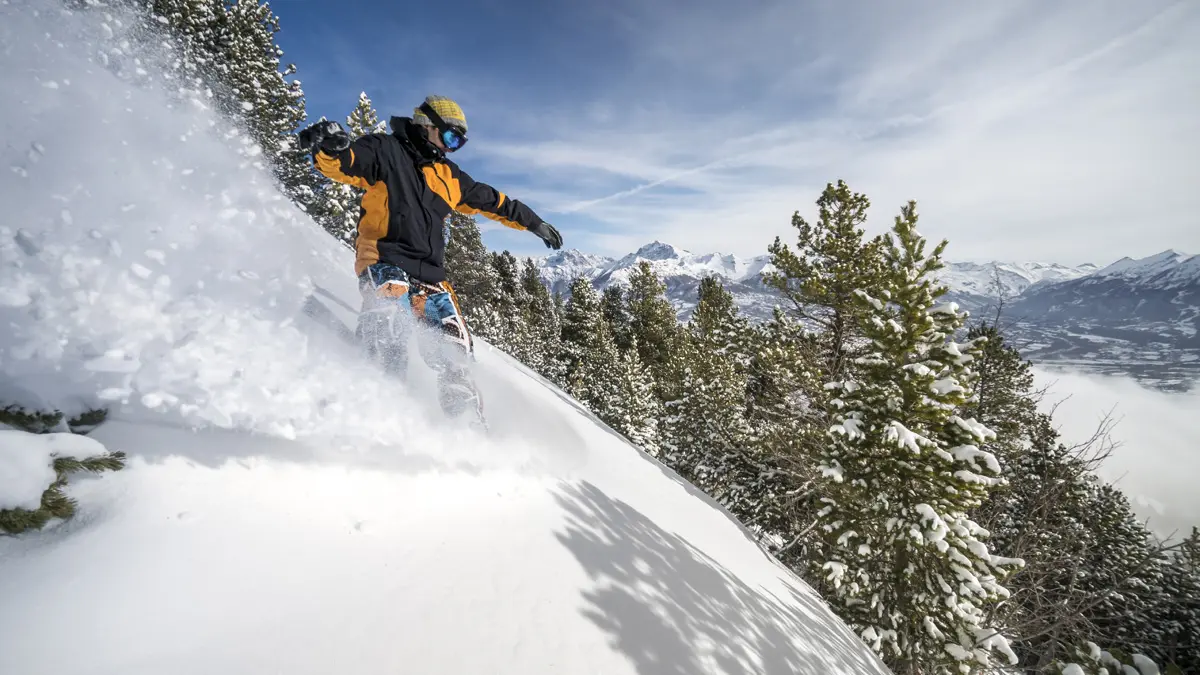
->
[0,0,536,468]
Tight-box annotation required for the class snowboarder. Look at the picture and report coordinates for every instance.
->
[298,95,563,426]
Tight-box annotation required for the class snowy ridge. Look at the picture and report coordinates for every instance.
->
[538,241,775,296]
[593,241,777,290]
[536,248,615,291]
[539,242,1097,299]
[936,260,1098,300]
[1091,249,1200,288]
[0,3,890,673]
[537,241,1098,319]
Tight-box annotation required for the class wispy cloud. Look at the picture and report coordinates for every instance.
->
[459,0,1200,264]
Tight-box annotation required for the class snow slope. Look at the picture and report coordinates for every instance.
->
[0,3,888,674]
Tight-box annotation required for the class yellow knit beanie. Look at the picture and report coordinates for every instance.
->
[413,95,467,133]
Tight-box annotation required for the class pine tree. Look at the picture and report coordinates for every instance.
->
[444,211,502,338]
[601,285,634,353]
[1152,529,1200,672]
[559,279,623,421]
[625,261,683,399]
[145,0,229,91]
[816,201,1020,673]
[519,258,564,383]
[219,0,319,214]
[346,91,386,136]
[138,0,320,218]
[1047,642,1183,675]
[963,325,1100,667]
[486,251,535,360]
[763,180,886,387]
[1079,482,1171,664]
[608,343,662,456]
[743,308,828,562]
[963,324,1045,460]
[558,280,657,453]
[0,406,124,535]
[958,323,1192,671]
[663,277,780,528]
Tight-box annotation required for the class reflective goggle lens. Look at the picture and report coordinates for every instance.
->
[441,128,467,151]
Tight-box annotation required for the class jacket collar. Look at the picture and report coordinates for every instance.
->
[390,116,443,162]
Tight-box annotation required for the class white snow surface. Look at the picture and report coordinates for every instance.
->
[0,431,58,510]
[1130,653,1161,675]
[0,4,888,674]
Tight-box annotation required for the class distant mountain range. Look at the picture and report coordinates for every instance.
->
[537,243,1200,391]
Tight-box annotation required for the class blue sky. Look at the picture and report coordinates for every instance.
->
[274,0,1200,266]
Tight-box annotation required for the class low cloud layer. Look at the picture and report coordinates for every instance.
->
[1032,368,1199,539]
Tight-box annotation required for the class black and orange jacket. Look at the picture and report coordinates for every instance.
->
[313,116,547,283]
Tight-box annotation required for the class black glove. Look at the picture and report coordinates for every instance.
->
[297,120,351,155]
[528,221,562,249]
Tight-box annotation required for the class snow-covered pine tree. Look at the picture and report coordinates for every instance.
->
[608,342,662,456]
[961,324,1112,668]
[663,277,780,529]
[143,0,229,94]
[519,258,565,384]
[1047,642,1182,675]
[218,0,320,216]
[1151,528,1199,672]
[962,324,1046,461]
[625,261,683,401]
[743,307,828,563]
[0,405,124,535]
[816,201,1020,673]
[601,285,634,354]
[124,0,315,225]
[444,211,502,338]
[559,278,624,428]
[1078,481,1171,664]
[346,90,386,136]
[487,251,536,361]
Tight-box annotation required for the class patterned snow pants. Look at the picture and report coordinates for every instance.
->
[356,263,482,420]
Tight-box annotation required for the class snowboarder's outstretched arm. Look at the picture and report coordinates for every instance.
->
[298,121,382,189]
[450,162,563,250]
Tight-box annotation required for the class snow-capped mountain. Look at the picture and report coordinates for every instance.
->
[537,248,614,291]
[938,261,1099,308]
[1090,249,1200,287]
[1011,249,1200,323]
[539,241,770,295]
[539,242,781,320]
[537,242,1096,320]
[1004,250,1200,384]
[537,244,1200,390]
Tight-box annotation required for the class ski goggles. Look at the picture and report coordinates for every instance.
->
[420,102,468,152]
